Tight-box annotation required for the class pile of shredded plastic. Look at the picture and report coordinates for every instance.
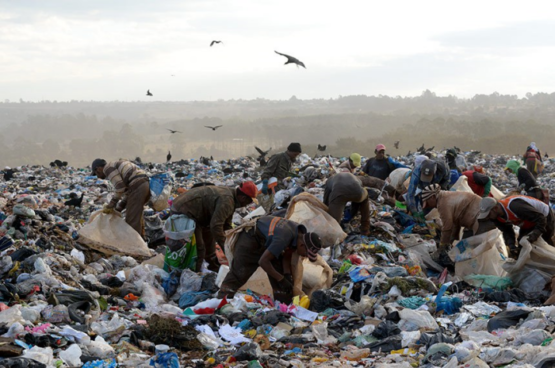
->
[0,151,554,367]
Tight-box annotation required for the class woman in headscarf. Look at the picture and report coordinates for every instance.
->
[523,142,543,178]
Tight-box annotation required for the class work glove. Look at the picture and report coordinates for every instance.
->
[413,212,426,224]
[527,231,541,243]
[261,179,269,195]
[277,275,293,294]
[102,204,115,214]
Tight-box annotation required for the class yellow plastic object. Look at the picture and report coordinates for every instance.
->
[391,348,418,356]
[292,295,310,309]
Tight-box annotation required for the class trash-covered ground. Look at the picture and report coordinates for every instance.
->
[1,151,555,367]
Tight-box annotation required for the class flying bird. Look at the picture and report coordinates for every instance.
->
[210,40,223,47]
[426,146,435,152]
[205,125,222,131]
[394,141,400,149]
[317,144,327,152]
[167,151,172,163]
[255,146,271,159]
[146,90,153,96]
[167,129,182,134]
[274,51,306,68]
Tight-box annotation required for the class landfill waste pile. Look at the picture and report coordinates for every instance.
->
[1,150,555,368]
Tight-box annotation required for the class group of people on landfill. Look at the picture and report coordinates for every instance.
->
[88,140,552,301]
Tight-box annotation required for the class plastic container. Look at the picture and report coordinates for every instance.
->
[155,344,170,354]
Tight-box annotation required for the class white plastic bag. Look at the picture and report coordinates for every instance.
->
[398,309,439,331]
[163,214,195,241]
[78,211,151,258]
[504,237,555,291]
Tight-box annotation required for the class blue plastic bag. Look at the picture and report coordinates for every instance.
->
[150,352,180,368]
[435,282,462,315]
[83,359,117,368]
[150,173,172,197]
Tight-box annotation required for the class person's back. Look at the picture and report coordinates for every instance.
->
[324,172,365,204]
[172,186,236,226]
[437,191,481,231]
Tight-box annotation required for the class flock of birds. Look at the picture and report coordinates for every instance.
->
[145,41,305,98]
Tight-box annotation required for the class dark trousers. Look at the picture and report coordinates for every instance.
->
[219,230,291,303]
[194,226,218,272]
[327,195,370,233]
[118,178,150,239]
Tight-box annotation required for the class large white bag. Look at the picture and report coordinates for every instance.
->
[78,211,151,258]
[285,192,346,247]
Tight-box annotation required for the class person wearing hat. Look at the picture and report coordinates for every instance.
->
[171,181,257,271]
[505,160,544,201]
[323,172,370,235]
[406,159,451,222]
[445,148,461,174]
[462,167,492,198]
[478,195,555,256]
[338,153,362,173]
[421,184,483,259]
[91,159,150,238]
[362,144,407,180]
[261,143,302,194]
[218,216,322,303]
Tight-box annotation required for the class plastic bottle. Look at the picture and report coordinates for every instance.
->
[340,348,370,361]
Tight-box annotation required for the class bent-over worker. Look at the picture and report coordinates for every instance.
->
[338,153,362,173]
[218,216,322,303]
[261,143,302,193]
[462,166,492,198]
[171,181,257,271]
[505,160,544,201]
[92,159,150,238]
[324,172,370,235]
[478,195,555,256]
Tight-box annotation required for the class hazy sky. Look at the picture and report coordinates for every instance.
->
[2,0,555,101]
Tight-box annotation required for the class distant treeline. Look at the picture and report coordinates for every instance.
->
[2,90,555,167]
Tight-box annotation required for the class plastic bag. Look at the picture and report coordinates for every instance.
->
[149,352,179,368]
[163,236,197,273]
[504,237,555,291]
[163,214,195,241]
[60,344,82,367]
[449,229,508,278]
[150,173,172,212]
[487,309,531,332]
[398,309,439,331]
[78,211,151,258]
[174,269,202,298]
[286,192,347,247]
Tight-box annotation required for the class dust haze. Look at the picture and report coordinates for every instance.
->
[2,91,555,168]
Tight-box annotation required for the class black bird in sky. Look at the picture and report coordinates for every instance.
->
[394,141,400,149]
[255,146,271,159]
[417,144,425,153]
[146,89,153,96]
[167,129,182,134]
[205,125,222,131]
[210,40,223,47]
[317,144,327,152]
[274,51,306,68]
[167,151,172,163]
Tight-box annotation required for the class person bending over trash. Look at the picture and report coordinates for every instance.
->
[92,159,150,238]
[523,142,543,178]
[462,166,492,198]
[362,144,408,180]
[505,159,544,201]
[421,184,482,262]
[261,143,302,193]
[323,172,370,235]
[171,181,257,272]
[406,159,451,223]
[218,216,322,303]
[477,195,555,257]
[338,153,362,173]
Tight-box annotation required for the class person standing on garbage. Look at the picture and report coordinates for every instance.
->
[478,196,555,256]
[462,166,492,198]
[323,172,370,235]
[261,143,302,193]
[445,148,461,174]
[406,159,451,222]
[92,159,150,238]
[362,144,408,180]
[421,184,482,258]
[505,160,544,201]
[523,142,543,178]
[338,153,362,173]
[218,216,322,303]
[171,181,257,271]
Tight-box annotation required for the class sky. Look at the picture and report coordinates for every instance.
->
[2,0,555,101]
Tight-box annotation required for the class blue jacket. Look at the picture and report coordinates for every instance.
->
[407,160,451,215]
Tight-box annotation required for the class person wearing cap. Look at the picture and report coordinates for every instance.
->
[338,153,362,173]
[505,160,544,201]
[445,148,461,174]
[261,143,302,194]
[218,216,322,303]
[478,195,555,256]
[362,144,407,180]
[323,172,370,235]
[462,166,492,198]
[171,181,257,271]
[421,184,482,257]
[406,159,451,222]
[92,159,150,238]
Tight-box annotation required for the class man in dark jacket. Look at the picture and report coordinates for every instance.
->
[478,195,555,256]
[505,160,544,201]
[324,172,370,235]
[261,143,302,193]
[218,216,322,303]
[406,159,451,221]
[171,181,257,271]
[362,144,407,180]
